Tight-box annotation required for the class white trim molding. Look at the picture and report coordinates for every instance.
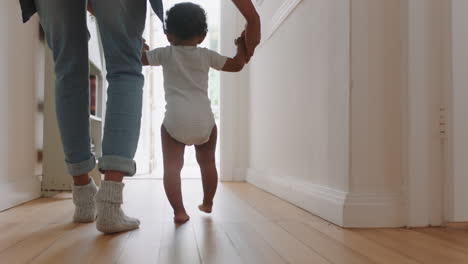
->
[264,0,303,42]
[254,0,264,7]
[246,169,406,228]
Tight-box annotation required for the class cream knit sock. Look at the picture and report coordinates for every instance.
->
[95,181,140,234]
[72,178,98,223]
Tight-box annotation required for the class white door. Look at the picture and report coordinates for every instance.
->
[0,0,43,211]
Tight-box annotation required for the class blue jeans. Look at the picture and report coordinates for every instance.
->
[35,0,146,176]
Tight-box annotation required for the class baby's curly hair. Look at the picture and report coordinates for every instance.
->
[165,2,208,40]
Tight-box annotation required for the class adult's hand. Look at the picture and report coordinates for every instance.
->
[231,0,261,62]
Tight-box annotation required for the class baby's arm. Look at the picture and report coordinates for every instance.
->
[221,36,247,72]
[142,44,167,67]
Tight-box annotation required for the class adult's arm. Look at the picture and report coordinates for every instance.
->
[231,0,261,62]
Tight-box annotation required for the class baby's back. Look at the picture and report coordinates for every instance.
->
[146,45,227,145]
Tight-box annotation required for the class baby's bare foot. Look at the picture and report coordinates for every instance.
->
[198,203,213,214]
[174,211,190,224]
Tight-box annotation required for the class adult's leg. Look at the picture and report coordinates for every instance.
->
[161,125,190,223]
[90,0,146,177]
[34,0,95,179]
[195,126,218,213]
[90,0,147,233]
[35,0,97,222]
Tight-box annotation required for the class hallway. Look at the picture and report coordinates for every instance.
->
[1,180,468,264]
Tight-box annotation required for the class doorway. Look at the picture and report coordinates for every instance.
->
[134,0,222,179]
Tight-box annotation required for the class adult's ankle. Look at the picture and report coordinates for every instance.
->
[104,170,125,182]
[73,174,91,186]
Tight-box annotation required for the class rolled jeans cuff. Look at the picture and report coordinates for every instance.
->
[67,155,96,176]
[98,155,137,176]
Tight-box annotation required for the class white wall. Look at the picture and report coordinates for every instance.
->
[241,0,405,227]
[241,0,353,226]
[223,0,466,227]
[248,0,350,186]
[42,46,70,193]
[350,0,405,195]
[249,0,332,185]
[0,0,43,210]
[220,0,250,181]
[347,0,406,226]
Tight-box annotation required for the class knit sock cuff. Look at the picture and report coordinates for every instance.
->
[72,178,97,206]
[96,181,124,204]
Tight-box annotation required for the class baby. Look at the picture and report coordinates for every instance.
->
[142,2,247,223]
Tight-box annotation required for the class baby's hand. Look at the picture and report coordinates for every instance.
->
[235,31,246,47]
[141,38,150,66]
[221,33,248,72]
[235,36,247,55]
[235,32,248,61]
[142,38,150,52]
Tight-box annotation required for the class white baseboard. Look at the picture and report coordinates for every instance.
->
[343,192,406,228]
[246,168,406,228]
[0,175,42,211]
[232,168,248,182]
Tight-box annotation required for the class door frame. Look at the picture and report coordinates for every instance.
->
[406,0,468,226]
[445,0,468,222]
[406,0,447,227]
[219,0,243,181]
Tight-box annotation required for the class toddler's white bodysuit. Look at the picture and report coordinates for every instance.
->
[146,46,228,145]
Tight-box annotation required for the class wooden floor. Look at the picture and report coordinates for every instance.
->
[1,180,468,264]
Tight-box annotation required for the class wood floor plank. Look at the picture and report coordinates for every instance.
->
[185,181,287,264]
[215,183,328,263]
[154,180,202,264]
[178,180,244,264]
[32,182,149,264]
[0,198,53,223]
[0,222,76,264]
[0,194,71,225]
[253,220,330,264]
[222,222,286,264]
[195,182,268,224]
[157,220,202,264]
[224,182,323,222]
[117,180,164,264]
[191,218,244,264]
[30,222,130,264]
[358,228,468,264]
[303,221,419,264]
[278,221,374,264]
[0,195,74,253]
[0,194,79,264]
[414,227,468,249]
[3,180,468,264]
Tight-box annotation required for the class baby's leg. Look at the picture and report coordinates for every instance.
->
[195,126,218,214]
[161,125,189,223]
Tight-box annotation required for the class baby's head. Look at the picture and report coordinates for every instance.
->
[165,2,208,45]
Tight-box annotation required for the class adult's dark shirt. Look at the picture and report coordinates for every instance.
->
[19,0,164,24]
